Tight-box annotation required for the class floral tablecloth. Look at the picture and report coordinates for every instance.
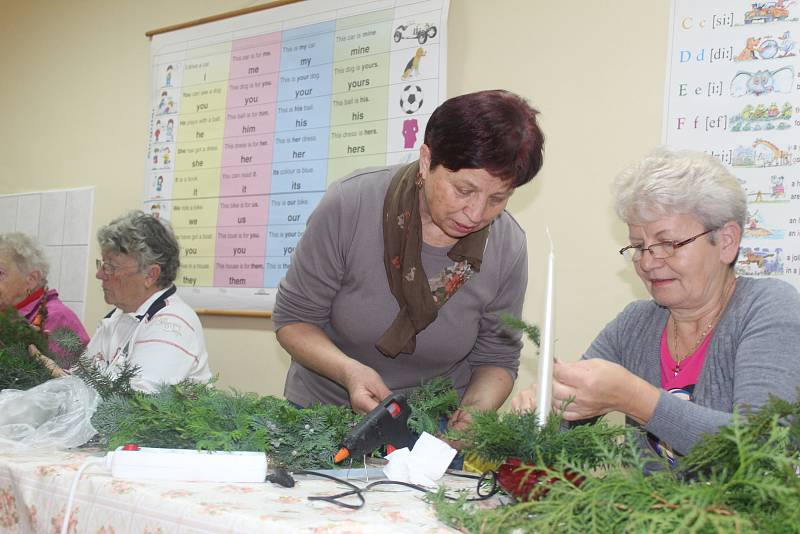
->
[0,448,484,533]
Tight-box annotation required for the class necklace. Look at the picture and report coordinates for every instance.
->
[670,277,736,376]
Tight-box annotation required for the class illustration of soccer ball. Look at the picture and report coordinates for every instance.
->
[400,85,423,114]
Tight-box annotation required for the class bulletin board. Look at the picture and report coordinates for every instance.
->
[144,0,450,314]
[664,0,800,287]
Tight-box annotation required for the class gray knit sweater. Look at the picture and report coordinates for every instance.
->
[273,165,528,407]
[583,276,800,454]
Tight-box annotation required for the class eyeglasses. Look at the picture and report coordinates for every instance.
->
[96,259,122,276]
[619,229,715,261]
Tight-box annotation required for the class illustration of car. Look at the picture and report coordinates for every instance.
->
[744,3,790,24]
[394,22,437,44]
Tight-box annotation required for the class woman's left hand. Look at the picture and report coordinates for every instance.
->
[443,408,472,450]
[552,359,658,423]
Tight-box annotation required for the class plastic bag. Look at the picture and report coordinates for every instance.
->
[0,375,99,450]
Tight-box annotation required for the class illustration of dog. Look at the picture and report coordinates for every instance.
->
[401,47,426,80]
[736,37,761,61]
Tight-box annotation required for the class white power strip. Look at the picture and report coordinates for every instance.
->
[106,446,268,483]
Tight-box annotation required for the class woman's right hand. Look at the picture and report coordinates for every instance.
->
[342,362,392,414]
[510,383,538,413]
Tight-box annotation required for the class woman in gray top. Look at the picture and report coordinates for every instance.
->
[273,90,545,434]
[514,147,800,460]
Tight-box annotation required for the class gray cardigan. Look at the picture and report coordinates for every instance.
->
[273,165,528,407]
[583,276,800,454]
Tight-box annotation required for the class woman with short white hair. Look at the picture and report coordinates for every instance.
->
[0,232,89,354]
[85,211,212,393]
[514,147,800,463]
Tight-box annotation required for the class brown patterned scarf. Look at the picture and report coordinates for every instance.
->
[376,161,490,357]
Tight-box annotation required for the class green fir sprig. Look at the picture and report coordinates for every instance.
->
[449,409,628,467]
[500,314,541,347]
[71,357,140,400]
[406,376,459,435]
[432,393,800,533]
[0,307,53,390]
[92,379,458,469]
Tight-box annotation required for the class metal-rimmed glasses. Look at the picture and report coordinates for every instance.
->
[96,259,120,276]
[619,229,715,261]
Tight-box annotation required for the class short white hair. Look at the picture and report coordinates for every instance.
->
[613,147,747,231]
[0,232,49,286]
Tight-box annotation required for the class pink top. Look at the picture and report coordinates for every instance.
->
[16,288,90,359]
[660,325,713,391]
[650,325,715,465]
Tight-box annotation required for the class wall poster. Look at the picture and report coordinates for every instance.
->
[145,0,449,313]
[664,0,800,287]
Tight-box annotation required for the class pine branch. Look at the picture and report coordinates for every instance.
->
[499,314,540,347]
[48,327,86,368]
[407,376,459,435]
[71,356,140,400]
[0,307,52,390]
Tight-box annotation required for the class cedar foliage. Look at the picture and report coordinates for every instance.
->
[451,409,628,467]
[406,376,459,435]
[92,378,460,469]
[432,393,800,533]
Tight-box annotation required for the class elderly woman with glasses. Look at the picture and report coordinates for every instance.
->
[513,147,800,462]
[75,211,211,393]
[0,232,89,354]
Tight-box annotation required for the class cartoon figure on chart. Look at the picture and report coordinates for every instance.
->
[157,91,168,114]
[771,175,785,197]
[154,120,161,142]
[152,147,160,166]
[747,209,762,230]
[736,37,761,61]
[777,31,796,57]
[401,48,426,80]
[162,146,171,167]
[155,175,164,193]
[150,203,161,220]
[165,65,173,87]
[731,66,794,96]
[164,94,175,114]
[402,118,419,148]
[165,119,174,142]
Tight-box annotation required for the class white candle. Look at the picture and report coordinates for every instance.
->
[537,228,555,427]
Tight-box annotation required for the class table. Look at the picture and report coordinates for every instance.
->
[0,448,483,533]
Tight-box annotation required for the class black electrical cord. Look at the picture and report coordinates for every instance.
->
[293,468,500,510]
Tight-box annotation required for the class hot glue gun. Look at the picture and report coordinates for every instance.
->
[334,393,415,463]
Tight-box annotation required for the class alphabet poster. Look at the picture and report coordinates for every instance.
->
[145,0,449,312]
[664,0,800,287]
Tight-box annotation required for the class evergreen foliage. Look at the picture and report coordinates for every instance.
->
[0,307,54,390]
[93,381,468,469]
[71,357,140,400]
[432,394,800,533]
[452,409,628,467]
[48,327,87,366]
[500,313,541,348]
[406,377,459,435]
